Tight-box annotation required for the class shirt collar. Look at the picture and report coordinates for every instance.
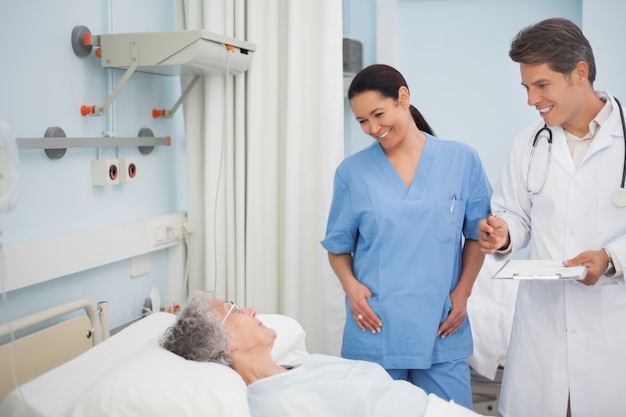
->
[589,98,611,138]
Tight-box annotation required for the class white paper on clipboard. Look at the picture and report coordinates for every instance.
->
[492,259,588,280]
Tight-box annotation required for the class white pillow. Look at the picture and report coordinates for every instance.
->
[70,313,308,417]
[71,342,251,417]
[259,314,308,363]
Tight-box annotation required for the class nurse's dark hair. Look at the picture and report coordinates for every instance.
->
[348,64,435,136]
[509,17,596,84]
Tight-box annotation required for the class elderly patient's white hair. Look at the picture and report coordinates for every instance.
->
[160,291,233,367]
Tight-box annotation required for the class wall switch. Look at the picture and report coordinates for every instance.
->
[91,159,119,186]
[130,253,152,278]
[119,158,138,183]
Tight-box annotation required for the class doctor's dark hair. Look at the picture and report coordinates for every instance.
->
[159,291,233,367]
[509,17,596,84]
[348,64,435,135]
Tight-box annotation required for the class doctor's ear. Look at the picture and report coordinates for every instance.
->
[571,61,590,85]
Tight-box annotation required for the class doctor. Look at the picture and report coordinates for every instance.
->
[478,18,626,417]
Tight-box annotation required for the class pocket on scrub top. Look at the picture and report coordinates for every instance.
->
[436,198,465,243]
[601,282,626,343]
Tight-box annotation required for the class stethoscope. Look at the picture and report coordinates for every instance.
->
[526,97,626,207]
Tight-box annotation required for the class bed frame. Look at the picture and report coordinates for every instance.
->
[0,299,110,403]
[471,367,502,416]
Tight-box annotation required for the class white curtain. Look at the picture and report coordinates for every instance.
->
[177,0,345,355]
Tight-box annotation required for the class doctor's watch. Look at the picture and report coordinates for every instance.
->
[602,248,616,277]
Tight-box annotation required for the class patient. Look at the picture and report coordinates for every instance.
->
[160,291,483,417]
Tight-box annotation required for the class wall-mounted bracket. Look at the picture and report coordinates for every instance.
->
[76,27,140,117]
[152,75,201,119]
[71,25,93,57]
[138,127,156,155]
[71,24,256,118]
[43,126,68,160]
[17,127,170,160]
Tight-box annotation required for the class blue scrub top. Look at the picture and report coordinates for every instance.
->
[321,134,492,369]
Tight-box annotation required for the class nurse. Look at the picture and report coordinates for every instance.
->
[478,18,626,417]
[321,64,492,408]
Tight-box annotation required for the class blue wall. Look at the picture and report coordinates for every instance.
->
[0,0,187,328]
[393,0,581,185]
[342,0,583,183]
[341,0,626,263]
[342,0,626,184]
[4,0,626,331]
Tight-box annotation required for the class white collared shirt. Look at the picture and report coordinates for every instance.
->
[564,98,611,168]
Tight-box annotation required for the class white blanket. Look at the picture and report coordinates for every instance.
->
[248,354,483,417]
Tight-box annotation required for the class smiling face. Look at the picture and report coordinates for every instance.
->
[520,62,590,135]
[350,88,414,151]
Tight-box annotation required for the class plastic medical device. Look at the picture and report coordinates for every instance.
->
[0,122,20,225]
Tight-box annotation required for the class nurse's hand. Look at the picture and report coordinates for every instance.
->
[563,250,607,286]
[478,215,510,254]
[437,288,469,339]
[345,280,382,334]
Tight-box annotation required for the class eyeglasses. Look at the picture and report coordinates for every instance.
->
[221,301,241,324]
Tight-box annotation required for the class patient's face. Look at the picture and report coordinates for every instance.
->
[214,299,277,352]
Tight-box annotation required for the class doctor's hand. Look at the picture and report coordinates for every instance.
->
[344,280,382,334]
[477,215,510,254]
[563,250,608,286]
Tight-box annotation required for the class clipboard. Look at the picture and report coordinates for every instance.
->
[492,259,588,280]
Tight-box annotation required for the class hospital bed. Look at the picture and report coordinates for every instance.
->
[0,257,515,417]
[0,299,308,417]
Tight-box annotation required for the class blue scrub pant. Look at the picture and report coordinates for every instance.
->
[385,358,473,410]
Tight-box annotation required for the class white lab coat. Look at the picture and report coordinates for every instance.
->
[492,91,626,417]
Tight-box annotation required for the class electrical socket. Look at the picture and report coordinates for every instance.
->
[166,223,184,240]
[91,159,119,186]
[152,222,187,246]
[118,158,138,183]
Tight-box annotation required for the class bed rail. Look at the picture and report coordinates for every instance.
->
[0,298,109,403]
[0,298,104,344]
